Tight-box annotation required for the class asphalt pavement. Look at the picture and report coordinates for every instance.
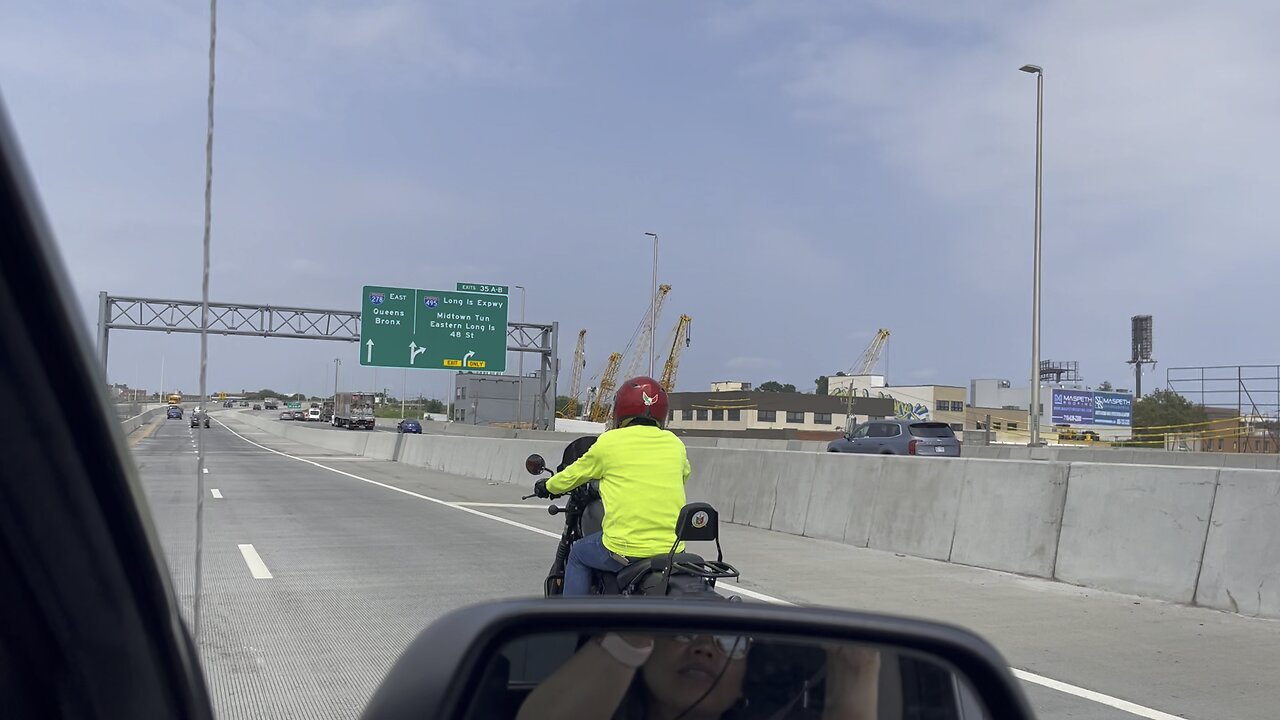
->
[131,411,1280,720]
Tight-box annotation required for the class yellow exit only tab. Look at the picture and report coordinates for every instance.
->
[466,360,486,368]
[443,359,462,367]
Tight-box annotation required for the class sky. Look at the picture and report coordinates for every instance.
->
[3,0,1279,402]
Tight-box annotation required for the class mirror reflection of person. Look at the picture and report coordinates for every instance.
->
[516,632,879,720]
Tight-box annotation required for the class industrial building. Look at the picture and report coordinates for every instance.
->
[452,372,551,429]
[666,382,894,439]
[826,374,966,432]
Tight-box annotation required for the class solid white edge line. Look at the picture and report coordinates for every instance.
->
[210,489,222,498]
[237,543,272,579]
[214,417,1184,720]
[454,502,552,509]
[1010,670,1185,720]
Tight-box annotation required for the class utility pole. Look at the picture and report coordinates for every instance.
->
[333,358,341,405]
[1020,63,1045,446]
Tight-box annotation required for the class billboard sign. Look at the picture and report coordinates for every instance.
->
[1051,389,1132,426]
[1092,391,1133,426]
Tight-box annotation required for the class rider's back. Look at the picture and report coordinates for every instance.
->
[548,422,690,558]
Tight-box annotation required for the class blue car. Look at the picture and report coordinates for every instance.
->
[166,406,183,420]
[397,419,422,434]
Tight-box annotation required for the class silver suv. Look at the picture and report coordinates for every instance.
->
[827,419,961,456]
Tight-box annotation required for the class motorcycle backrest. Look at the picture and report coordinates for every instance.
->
[674,502,719,542]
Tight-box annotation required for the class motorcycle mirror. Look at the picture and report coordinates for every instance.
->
[359,599,1033,720]
[524,454,546,475]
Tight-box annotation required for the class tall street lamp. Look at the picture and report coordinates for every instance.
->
[514,285,526,427]
[1020,63,1044,446]
[333,357,341,409]
[644,232,658,378]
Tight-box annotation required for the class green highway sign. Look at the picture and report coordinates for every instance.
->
[360,285,509,372]
[286,401,302,409]
[457,282,508,295]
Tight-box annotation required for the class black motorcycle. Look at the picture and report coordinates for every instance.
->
[523,441,739,598]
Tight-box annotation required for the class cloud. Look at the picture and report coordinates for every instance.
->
[725,356,781,371]
[712,0,1280,383]
[905,367,938,381]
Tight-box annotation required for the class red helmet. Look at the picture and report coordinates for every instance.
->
[613,376,669,427]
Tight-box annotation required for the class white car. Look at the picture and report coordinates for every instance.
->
[307,407,321,422]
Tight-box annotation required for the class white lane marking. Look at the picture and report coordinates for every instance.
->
[1011,670,1183,720]
[237,543,272,579]
[211,489,223,498]
[455,502,550,509]
[216,420,558,539]
[216,418,1182,720]
[203,468,209,474]
[294,456,375,461]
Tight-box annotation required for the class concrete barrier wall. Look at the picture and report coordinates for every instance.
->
[1194,470,1280,616]
[964,444,1280,470]
[1055,463,1219,603]
[222,411,1280,618]
[949,460,1068,577]
[121,405,167,435]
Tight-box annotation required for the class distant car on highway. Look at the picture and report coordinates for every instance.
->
[827,419,961,456]
[280,410,294,420]
[252,404,262,411]
[166,406,183,420]
[190,412,210,429]
[307,407,321,422]
[223,400,233,408]
[397,419,422,434]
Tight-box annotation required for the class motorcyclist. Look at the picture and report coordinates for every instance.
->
[532,376,690,596]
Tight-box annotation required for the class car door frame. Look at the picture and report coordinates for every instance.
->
[0,98,213,718]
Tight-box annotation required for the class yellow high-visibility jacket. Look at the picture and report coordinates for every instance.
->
[546,423,691,557]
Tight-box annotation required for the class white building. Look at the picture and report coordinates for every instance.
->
[826,375,966,432]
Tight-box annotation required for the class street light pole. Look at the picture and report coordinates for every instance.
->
[644,232,658,378]
[515,285,526,427]
[1020,64,1044,446]
[333,357,341,413]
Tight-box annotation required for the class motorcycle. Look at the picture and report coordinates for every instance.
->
[522,439,739,598]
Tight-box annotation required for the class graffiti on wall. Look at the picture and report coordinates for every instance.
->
[830,387,932,420]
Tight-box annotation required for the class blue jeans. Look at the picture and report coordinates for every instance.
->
[564,531,625,596]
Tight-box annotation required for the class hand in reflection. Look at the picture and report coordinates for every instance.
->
[822,643,881,720]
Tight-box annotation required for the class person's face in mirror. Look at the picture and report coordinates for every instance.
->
[640,634,748,716]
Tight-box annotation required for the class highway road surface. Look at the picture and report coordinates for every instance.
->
[132,411,1280,720]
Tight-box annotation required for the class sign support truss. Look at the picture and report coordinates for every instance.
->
[96,292,558,428]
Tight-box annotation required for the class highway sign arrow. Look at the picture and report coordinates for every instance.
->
[409,341,427,365]
[366,339,375,363]
[463,350,475,368]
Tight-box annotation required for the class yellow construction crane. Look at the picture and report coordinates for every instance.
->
[583,284,674,423]
[622,284,672,381]
[589,352,624,422]
[841,328,890,431]
[849,328,890,376]
[659,315,692,392]
[560,329,587,418]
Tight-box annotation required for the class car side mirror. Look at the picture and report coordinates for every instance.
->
[359,599,1033,720]
[524,454,546,475]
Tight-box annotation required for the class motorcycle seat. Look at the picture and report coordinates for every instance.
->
[614,552,706,590]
